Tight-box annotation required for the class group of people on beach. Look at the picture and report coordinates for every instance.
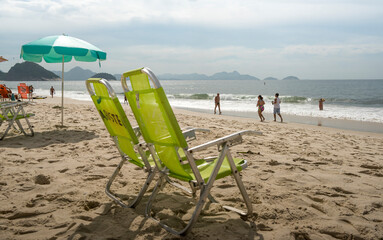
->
[214,92,283,122]
[256,93,283,122]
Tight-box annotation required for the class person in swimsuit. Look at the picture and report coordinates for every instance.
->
[214,93,221,114]
[50,86,55,98]
[29,85,34,100]
[319,98,325,110]
[257,95,266,122]
[272,93,283,122]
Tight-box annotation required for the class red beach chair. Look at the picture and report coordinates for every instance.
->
[0,85,10,101]
[18,83,30,100]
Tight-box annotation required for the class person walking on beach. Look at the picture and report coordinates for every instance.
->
[319,98,325,110]
[214,93,221,115]
[50,86,55,98]
[272,93,283,122]
[29,85,34,100]
[257,95,266,122]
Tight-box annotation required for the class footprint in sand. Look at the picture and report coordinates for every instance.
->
[360,164,382,170]
[290,231,311,240]
[217,183,235,189]
[343,172,360,177]
[34,174,51,185]
[332,187,354,195]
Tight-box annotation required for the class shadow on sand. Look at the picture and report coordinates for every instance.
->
[66,193,264,240]
[0,129,98,148]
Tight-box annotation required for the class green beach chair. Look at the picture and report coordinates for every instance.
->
[86,78,206,207]
[86,78,156,208]
[122,67,262,236]
[0,101,34,140]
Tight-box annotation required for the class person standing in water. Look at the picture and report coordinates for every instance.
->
[319,98,325,110]
[257,95,266,122]
[214,93,221,115]
[272,93,283,122]
[50,86,55,98]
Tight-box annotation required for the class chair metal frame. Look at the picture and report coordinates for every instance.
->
[122,67,262,236]
[86,78,156,208]
[86,78,209,208]
[0,101,34,140]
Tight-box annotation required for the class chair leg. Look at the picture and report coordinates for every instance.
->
[105,158,155,208]
[222,151,253,218]
[145,174,198,236]
[17,107,34,137]
[145,173,166,217]
[0,117,16,140]
[17,117,34,137]
[165,176,193,195]
[207,194,218,203]
[145,144,230,236]
[14,119,26,135]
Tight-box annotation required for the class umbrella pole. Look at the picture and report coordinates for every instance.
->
[61,55,64,126]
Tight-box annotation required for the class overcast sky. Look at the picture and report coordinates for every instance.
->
[1,0,382,79]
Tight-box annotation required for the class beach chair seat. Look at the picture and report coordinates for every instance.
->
[0,101,34,140]
[122,67,262,236]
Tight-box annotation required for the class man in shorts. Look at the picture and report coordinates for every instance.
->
[214,93,221,115]
[272,93,283,122]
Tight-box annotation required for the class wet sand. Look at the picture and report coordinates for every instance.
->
[178,107,383,134]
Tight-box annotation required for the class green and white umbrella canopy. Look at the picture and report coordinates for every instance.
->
[20,35,107,126]
[20,35,106,63]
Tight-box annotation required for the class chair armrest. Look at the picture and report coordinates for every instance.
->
[188,130,262,153]
[182,128,210,142]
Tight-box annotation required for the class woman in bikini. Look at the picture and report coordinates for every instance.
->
[257,95,266,122]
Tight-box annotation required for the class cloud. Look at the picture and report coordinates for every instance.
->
[282,43,383,56]
[2,0,383,31]
[1,0,383,79]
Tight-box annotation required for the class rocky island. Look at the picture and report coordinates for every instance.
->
[282,76,300,81]
[4,62,59,81]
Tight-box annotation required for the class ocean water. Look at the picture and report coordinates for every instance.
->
[2,79,383,124]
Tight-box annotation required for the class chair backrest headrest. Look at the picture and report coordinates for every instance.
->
[122,68,191,179]
[86,78,139,162]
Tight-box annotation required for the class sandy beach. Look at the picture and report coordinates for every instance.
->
[1,97,382,240]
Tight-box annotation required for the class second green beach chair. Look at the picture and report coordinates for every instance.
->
[122,67,262,236]
[86,78,156,208]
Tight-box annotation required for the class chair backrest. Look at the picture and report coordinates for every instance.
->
[0,85,9,98]
[86,78,141,166]
[18,83,29,99]
[122,68,192,180]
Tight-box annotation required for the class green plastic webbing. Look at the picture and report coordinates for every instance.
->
[90,80,140,164]
[123,70,191,180]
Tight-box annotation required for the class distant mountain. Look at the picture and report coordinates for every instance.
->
[53,66,96,80]
[264,77,278,81]
[0,70,6,80]
[158,71,259,80]
[210,71,259,80]
[282,76,300,81]
[5,62,59,81]
[159,73,209,80]
[91,73,116,80]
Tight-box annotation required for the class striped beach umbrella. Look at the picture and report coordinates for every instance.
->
[20,35,107,126]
